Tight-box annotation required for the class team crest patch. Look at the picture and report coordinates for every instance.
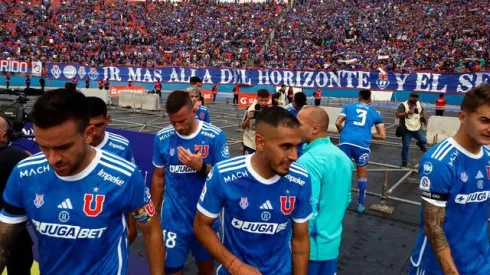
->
[34,194,44,208]
[200,112,205,119]
[239,197,249,210]
[170,148,175,156]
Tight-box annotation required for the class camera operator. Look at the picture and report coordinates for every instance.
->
[395,92,428,167]
[0,116,33,275]
[241,89,270,155]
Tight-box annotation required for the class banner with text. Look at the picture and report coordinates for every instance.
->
[109,86,146,97]
[1,60,42,75]
[47,63,489,93]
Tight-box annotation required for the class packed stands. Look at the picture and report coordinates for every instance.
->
[0,0,488,72]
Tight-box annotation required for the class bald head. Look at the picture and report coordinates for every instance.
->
[299,107,329,132]
[0,116,9,144]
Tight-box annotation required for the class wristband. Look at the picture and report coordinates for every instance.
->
[199,160,207,174]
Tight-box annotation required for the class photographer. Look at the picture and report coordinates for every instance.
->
[0,116,33,275]
[396,92,428,167]
[241,89,270,155]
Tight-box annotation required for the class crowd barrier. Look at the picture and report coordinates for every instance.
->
[118,92,161,111]
[79,88,111,104]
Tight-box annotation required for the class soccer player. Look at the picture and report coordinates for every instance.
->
[86,96,138,244]
[87,97,135,163]
[285,92,307,117]
[335,89,386,214]
[0,89,164,274]
[187,86,211,123]
[151,90,230,275]
[296,107,353,275]
[194,106,312,275]
[409,83,490,275]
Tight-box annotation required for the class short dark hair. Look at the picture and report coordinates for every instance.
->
[166,90,193,114]
[29,89,89,132]
[359,89,371,100]
[189,76,202,85]
[439,93,444,98]
[461,83,490,113]
[255,106,300,129]
[293,92,307,107]
[257,89,270,98]
[65,82,77,91]
[87,96,108,117]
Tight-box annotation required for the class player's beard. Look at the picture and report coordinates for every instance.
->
[270,160,290,176]
[64,145,89,177]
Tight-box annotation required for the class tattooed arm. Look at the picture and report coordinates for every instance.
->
[422,201,459,275]
[0,221,26,272]
[292,221,310,275]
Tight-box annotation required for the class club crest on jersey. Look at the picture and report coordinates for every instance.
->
[239,197,249,210]
[169,148,175,156]
[195,145,209,158]
[83,194,105,217]
[280,196,296,215]
[460,172,468,183]
[34,194,44,208]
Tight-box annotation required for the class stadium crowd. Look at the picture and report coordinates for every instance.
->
[0,0,488,72]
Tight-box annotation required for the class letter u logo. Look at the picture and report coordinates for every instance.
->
[280,196,296,215]
[83,194,105,217]
[195,145,210,158]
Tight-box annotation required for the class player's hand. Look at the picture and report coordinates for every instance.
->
[248,111,254,119]
[228,260,262,275]
[177,146,203,171]
[407,108,414,115]
[193,100,201,111]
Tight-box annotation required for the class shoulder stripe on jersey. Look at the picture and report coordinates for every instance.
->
[18,153,45,163]
[101,152,135,172]
[430,140,449,159]
[17,158,47,168]
[108,136,129,146]
[219,164,247,173]
[217,159,246,169]
[202,123,221,133]
[436,145,454,161]
[108,132,129,141]
[108,133,130,144]
[289,167,308,178]
[157,126,174,135]
[202,126,220,135]
[291,163,307,173]
[99,160,132,177]
[217,156,247,166]
[431,141,452,160]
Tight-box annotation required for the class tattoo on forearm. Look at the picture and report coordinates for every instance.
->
[0,222,24,271]
[440,258,458,275]
[423,202,448,251]
[292,251,307,256]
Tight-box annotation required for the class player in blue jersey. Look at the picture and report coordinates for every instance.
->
[87,97,135,163]
[194,106,312,275]
[187,86,211,123]
[409,83,490,275]
[284,92,307,117]
[151,90,230,275]
[335,89,386,214]
[0,89,164,274]
[87,96,138,245]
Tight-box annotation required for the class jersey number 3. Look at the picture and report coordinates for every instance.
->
[354,109,367,126]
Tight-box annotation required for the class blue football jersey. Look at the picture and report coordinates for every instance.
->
[0,149,153,275]
[410,138,490,274]
[152,120,229,234]
[197,155,313,274]
[339,102,383,149]
[95,131,135,163]
[284,103,300,117]
[195,106,211,123]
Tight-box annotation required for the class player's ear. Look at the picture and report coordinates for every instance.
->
[105,114,111,125]
[255,134,265,152]
[85,124,95,144]
[458,110,466,125]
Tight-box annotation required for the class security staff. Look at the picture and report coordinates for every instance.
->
[0,116,33,274]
